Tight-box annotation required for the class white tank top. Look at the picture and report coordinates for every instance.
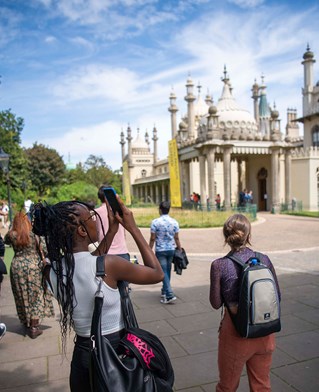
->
[50,252,124,337]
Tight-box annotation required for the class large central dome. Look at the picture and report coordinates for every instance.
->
[216,81,258,139]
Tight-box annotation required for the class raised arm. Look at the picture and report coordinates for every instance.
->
[104,196,164,285]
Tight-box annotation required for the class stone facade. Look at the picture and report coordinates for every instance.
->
[121,48,319,211]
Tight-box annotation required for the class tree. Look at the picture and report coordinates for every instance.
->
[84,154,118,188]
[25,143,66,196]
[0,110,28,198]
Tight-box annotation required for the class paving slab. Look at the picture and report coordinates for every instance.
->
[272,358,319,392]
[0,213,319,391]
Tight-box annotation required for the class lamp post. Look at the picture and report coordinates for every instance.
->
[0,147,13,226]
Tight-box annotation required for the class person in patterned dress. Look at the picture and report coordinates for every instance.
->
[4,211,55,338]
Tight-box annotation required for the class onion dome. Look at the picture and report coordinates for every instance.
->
[216,80,258,139]
[179,120,187,130]
[303,44,314,60]
[194,94,209,117]
[131,130,150,153]
[208,105,218,115]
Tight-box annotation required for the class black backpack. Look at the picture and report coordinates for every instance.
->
[227,252,281,338]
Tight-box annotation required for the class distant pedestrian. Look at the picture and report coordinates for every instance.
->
[210,214,281,391]
[149,201,182,304]
[0,201,9,228]
[215,194,221,210]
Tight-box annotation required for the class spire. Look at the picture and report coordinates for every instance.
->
[221,65,229,84]
[145,130,149,145]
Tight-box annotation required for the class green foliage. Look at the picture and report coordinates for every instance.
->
[24,143,66,196]
[56,181,99,205]
[84,154,122,190]
[0,110,28,194]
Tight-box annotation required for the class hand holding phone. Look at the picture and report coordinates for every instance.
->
[103,187,123,216]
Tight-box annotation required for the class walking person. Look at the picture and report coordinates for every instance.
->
[149,201,182,304]
[4,212,55,338]
[31,196,163,392]
[209,214,281,391]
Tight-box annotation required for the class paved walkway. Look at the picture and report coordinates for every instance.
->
[0,212,319,391]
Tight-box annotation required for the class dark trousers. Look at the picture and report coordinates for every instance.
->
[70,331,124,392]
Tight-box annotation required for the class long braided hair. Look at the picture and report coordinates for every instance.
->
[31,200,99,348]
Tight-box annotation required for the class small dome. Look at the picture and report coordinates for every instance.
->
[271,109,279,119]
[179,120,187,130]
[209,105,218,115]
[186,76,193,86]
[303,47,314,60]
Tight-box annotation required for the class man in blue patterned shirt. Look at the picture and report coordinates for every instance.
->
[149,201,182,304]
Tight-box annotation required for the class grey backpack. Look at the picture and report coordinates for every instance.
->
[227,252,281,338]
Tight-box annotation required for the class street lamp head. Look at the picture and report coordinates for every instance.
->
[0,147,10,173]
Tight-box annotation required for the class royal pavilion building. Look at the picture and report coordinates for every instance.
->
[120,46,319,212]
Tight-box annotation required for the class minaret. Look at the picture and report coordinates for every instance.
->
[302,44,316,115]
[185,76,196,140]
[152,126,158,164]
[258,75,271,138]
[168,90,178,139]
[251,78,259,123]
[126,125,132,165]
[120,129,125,163]
[270,102,281,141]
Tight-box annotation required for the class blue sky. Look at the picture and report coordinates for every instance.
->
[1,0,319,171]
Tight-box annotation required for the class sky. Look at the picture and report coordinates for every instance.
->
[1,0,319,172]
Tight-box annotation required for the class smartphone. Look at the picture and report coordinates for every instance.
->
[103,187,123,216]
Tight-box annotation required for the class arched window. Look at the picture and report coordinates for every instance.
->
[141,169,147,177]
[312,125,319,147]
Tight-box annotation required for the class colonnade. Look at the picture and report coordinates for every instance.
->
[133,181,170,204]
[180,146,292,211]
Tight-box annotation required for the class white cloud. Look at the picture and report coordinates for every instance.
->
[44,35,57,43]
[228,0,264,8]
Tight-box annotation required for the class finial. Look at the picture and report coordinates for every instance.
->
[306,42,310,51]
[221,65,229,83]
[261,73,265,85]
[197,81,202,95]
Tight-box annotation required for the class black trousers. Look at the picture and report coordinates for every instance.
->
[70,330,124,392]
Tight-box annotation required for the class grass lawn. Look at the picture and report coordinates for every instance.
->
[3,246,13,270]
[282,211,319,218]
[131,207,253,228]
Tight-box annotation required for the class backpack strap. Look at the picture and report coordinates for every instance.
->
[226,252,246,268]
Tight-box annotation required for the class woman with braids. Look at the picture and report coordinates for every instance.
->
[32,196,164,392]
[4,211,55,338]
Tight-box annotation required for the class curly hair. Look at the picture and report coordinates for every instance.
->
[223,214,252,251]
[31,200,97,350]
